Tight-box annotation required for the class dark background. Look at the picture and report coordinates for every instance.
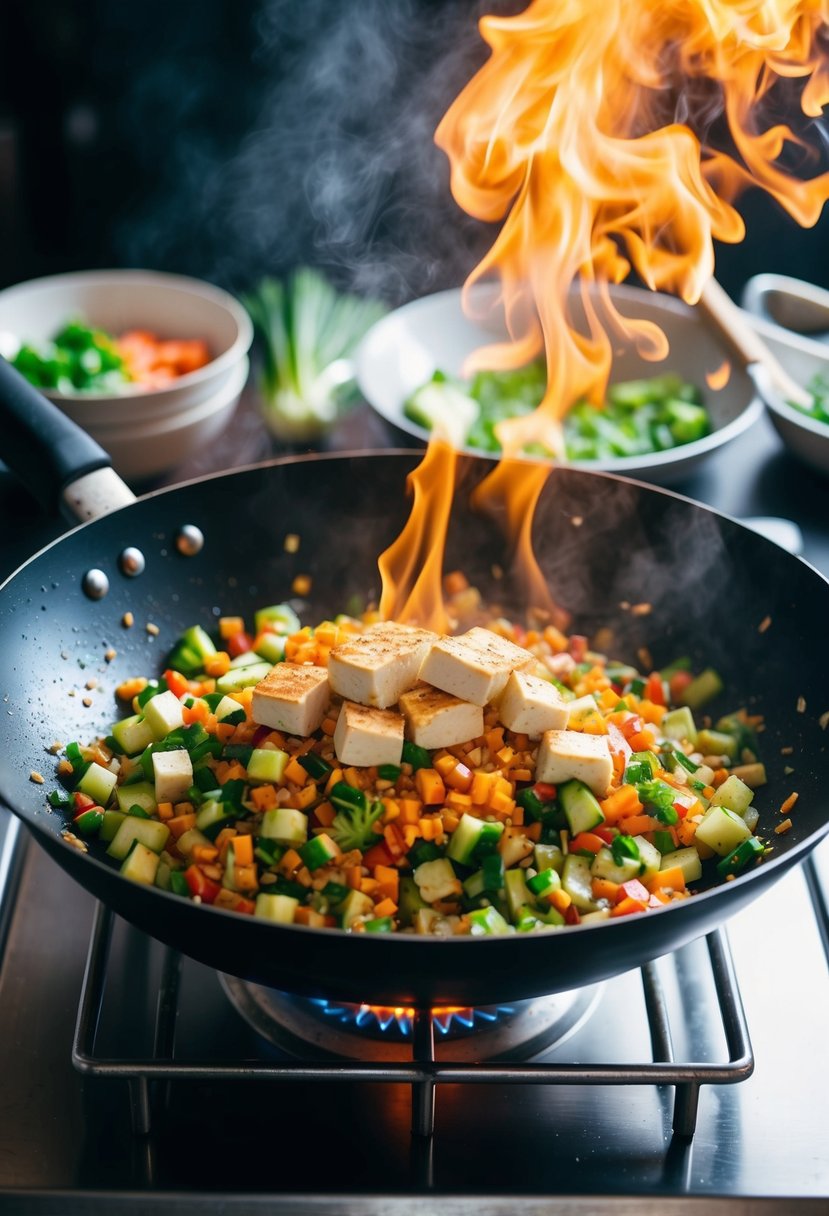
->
[0,0,828,308]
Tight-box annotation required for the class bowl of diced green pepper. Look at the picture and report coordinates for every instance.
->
[355,282,764,486]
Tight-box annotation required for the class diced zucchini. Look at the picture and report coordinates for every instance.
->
[398,876,429,926]
[214,695,247,726]
[591,845,641,885]
[155,859,173,890]
[115,781,158,817]
[533,842,564,874]
[107,816,171,861]
[696,728,738,759]
[413,907,440,935]
[254,603,301,636]
[176,827,212,857]
[579,907,612,924]
[111,714,154,756]
[100,809,126,842]
[254,892,299,923]
[339,888,375,929]
[299,833,339,871]
[76,761,117,806]
[565,695,603,728]
[694,805,752,857]
[659,846,703,884]
[260,807,309,847]
[680,668,723,710]
[743,806,760,833]
[216,662,272,694]
[468,905,511,935]
[120,841,160,885]
[660,706,698,745]
[246,747,289,784]
[143,690,185,740]
[559,780,605,836]
[561,853,599,912]
[632,834,662,882]
[253,633,287,664]
[710,774,754,816]
[446,813,504,865]
[504,868,535,922]
[195,798,237,838]
[499,832,534,869]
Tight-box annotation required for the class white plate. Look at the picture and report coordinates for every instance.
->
[355,282,763,486]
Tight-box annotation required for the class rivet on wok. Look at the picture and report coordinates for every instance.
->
[176,525,204,557]
[119,547,146,577]
[82,569,109,600]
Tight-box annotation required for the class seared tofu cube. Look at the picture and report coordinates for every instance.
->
[535,729,613,797]
[497,670,569,738]
[152,749,194,804]
[327,621,436,709]
[419,626,532,707]
[333,701,405,768]
[398,684,484,750]
[252,663,330,737]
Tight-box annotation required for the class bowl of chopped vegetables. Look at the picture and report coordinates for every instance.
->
[355,282,763,485]
[0,269,253,479]
[740,275,829,478]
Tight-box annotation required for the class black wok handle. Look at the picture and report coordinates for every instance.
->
[0,356,113,511]
[0,357,111,510]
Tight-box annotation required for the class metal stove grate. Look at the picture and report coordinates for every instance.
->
[71,899,762,1141]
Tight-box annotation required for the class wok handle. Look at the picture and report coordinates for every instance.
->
[0,356,135,520]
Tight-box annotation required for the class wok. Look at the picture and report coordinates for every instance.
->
[0,357,827,1008]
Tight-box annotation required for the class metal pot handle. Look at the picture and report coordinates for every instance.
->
[0,356,136,523]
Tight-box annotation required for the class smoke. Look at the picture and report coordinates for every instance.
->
[112,0,524,304]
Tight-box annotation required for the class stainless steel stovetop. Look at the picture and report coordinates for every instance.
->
[0,410,828,1213]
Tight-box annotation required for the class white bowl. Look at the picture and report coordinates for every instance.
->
[741,275,829,478]
[355,282,762,486]
[96,355,249,483]
[0,269,253,429]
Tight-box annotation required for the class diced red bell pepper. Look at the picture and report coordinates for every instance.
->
[183,864,221,904]
[611,896,649,917]
[564,904,581,925]
[252,724,274,748]
[533,782,557,802]
[606,722,632,761]
[620,715,645,740]
[593,825,618,845]
[673,801,688,819]
[644,672,666,706]
[163,668,190,699]
[569,634,588,662]
[669,670,694,702]
[226,632,254,658]
[73,791,97,812]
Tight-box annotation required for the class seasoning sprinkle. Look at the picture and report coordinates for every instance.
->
[819,711,829,731]
[122,612,134,628]
[61,830,88,852]
[47,741,63,755]
[29,770,44,784]
[758,615,772,634]
[780,746,794,755]
[292,574,312,597]
[796,696,807,713]
[630,602,652,617]
[82,697,93,708]
[85,678,98,691]
[146,622,160,637]
[284,533,300,554]
[105,648,117,663]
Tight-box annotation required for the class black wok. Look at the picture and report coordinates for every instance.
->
[0,358,827,1007]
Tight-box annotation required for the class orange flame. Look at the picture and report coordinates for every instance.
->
[379,0,829,627]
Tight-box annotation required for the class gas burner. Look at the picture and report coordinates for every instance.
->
[220,976,603,1063]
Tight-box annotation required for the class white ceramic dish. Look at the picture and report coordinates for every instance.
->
[97,355,249,483]
[741,275,829,478]
[355,282,762,486]
[0,269,253,426]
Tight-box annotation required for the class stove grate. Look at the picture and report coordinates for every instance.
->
[72,901,755,1140]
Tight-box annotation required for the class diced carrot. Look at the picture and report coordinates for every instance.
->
[569,831,604,854]
[591,877,620,902]
[294,906,327,928]
[361,877,380,896]
[549,888,572,913]
[374,864,399,902]
[283,756,309,786]
[295,784,319,810]
[676,818,698,847]
[599,785,643,824]
[444,761,474,792]
[470,772,496,805]
[314,801,336,827]
[204,652,231,678]
[373,897,398,919]
[484,727,505,754]
[524,821,543,841]
[278,849,302,876]
[325,768,344,795]
[649,866,687,893]
[446,791,473,812]
[192,844,219,865]
[167,813,197,839]
[219,616,246,640]
[510,768,533,783]
[415,768,446,806]
[626,729,657,752]
[616,814,662,836]
[156,801,174,821]
[250,784,278,812]
[611,896,648,917]
[232,834,253,866]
